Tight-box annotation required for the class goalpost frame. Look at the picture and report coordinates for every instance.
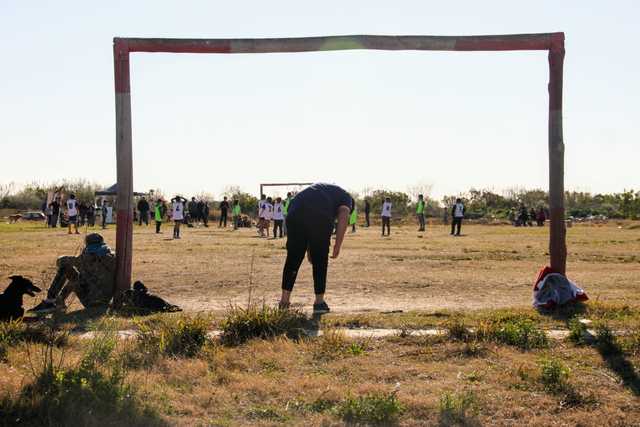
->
[259,182,313,197]
[113,33,566,294]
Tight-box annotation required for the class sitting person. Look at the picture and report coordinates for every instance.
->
[30,233,116,314]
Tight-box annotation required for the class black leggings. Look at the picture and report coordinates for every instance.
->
[382,216,390,235]
[451,217,462,235]
[282,213,332,295]
[273,219,283,238]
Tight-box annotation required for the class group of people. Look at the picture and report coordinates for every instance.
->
[510,204,547,227]
[42,194,111,234]
[256,193,293,239]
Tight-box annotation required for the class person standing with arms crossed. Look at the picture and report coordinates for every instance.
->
[278,183,352,314]
[381,197,392,236]
[451,198,465,236]
[416,194,426,232]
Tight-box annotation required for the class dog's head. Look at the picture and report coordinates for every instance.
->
[6,275,42,297]
[133,281,148,293]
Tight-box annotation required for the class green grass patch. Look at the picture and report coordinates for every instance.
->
[438,391,479,426]
[336,391,404,426]
[219,304,308,346]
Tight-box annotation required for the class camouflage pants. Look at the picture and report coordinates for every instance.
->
[47,256,111,308]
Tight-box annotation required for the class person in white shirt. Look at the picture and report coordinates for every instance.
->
[171,196,187,239]
[263,197,274,238]
[257,195,267,237]
[381,197,392,236]
[66,194,80,235]
[450,198,465,236]
[272,197,285,238]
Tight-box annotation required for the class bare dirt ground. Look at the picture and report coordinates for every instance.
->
[2,220,639,314]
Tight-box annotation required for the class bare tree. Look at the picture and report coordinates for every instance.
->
[406,181,434,202]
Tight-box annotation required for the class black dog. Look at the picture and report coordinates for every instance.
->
[120,281,181,314]
[0,275,41,321]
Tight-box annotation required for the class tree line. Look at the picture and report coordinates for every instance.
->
[1,181,638,220]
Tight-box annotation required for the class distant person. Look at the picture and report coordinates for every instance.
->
[172,196,187,239]
[87,203,96,227]
[529,208,537,227]
[196,200,205,224]
[232,199,241,230]
[202,201,209,227]
[154,199,167,234]
[349,197,357,233]
[263,197,274,238]
[66,194,80,235]
[278,183,352,314]
[451,198,465,236]
[416,194,426,232]
[137,197,150,226]
[51,198,60,228]
[273,197,285,238]
[517,204,529,227]
[364,198,371,227]
[45,202,54,228]
[283,192,293,236]
[381,197,392,236]
[536,207,546,227]
[442,206,449,225]
[257,194,267,237]
[188,197,198,226]
[101,200,108,229]
[78,201,88,226]
[219,196,229,228]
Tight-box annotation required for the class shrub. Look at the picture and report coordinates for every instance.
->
[438,391,478,425]
[0,331,160,426]
[567,318,588,345]
[445,317,472,342]
[482,318,548,350]
[595,322,617,355]
[219,304,308,346]
[314,329,369,361]
[135,315,209,361]
[336,391,404,425]
[538,358,570,393]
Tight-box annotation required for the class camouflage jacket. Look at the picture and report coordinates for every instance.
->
[67,250,116,307]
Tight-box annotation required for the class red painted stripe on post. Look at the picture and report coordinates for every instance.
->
[127,39,232,54]
[113,39,130,94]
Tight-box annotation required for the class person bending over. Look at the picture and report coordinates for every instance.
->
[279,183,352,314]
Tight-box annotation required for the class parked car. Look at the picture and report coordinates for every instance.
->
[21,212,46,221]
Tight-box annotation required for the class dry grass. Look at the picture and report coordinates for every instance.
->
[1,221,640,425]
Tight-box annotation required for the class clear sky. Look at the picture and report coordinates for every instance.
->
[1,1,638,200]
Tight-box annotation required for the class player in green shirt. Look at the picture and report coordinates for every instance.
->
[416,194,426,232]
[282,192,293,236]
[349,198,357,233]
[232,199,241,230]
